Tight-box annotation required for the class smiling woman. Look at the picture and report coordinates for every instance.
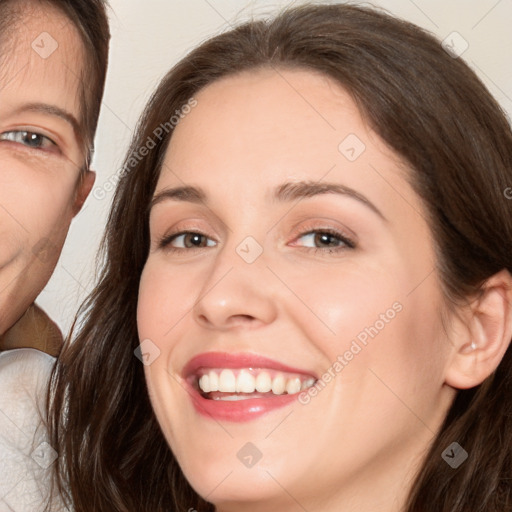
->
[48,3,512,512]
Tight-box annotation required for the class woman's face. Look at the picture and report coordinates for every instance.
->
[138,69,458,511]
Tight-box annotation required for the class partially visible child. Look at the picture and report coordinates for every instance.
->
[0,0,109,509]
[0,0,109,355]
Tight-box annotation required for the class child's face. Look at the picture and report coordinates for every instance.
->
[0,4,94,334]
[138,68,457,510]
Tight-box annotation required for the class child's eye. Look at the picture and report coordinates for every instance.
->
[0,130,57,150]
[293,229,355,252]
[160,231,217,250]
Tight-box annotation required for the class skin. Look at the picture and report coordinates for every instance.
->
[137,69,508,511]
[0,4,94,340]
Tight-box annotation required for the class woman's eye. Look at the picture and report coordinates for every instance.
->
[161,231,217,250]
[158,229,353,253]
[0,130,57,150]
[294,230,355,251]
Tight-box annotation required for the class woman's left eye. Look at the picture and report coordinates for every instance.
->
[0,130,57,150]
[293,229,355,252]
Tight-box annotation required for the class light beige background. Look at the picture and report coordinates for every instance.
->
[38,0,512,332]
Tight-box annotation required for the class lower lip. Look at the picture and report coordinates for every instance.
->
[186,384,300,422]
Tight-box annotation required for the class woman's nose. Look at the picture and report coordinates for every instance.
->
[192,242,278,331]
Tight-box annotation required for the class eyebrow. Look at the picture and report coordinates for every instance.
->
[274,181,386,220]
[151,181,386,221]
[11,103,82,140]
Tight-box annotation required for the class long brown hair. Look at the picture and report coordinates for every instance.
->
[48,3,512,511]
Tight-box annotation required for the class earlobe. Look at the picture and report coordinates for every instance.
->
[73,169,96,216]
[444,269,512,390]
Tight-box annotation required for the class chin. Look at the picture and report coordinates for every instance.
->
[189,469,290,510]
[172,435,313,511]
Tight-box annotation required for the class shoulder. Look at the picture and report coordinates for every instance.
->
[0,348,55,431]
[0,349,68,511]
[0,346,55,386]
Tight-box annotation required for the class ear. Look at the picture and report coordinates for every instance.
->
[73,169,96,216]
[445,269,512,389]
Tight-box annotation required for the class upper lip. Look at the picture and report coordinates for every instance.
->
[182,352,318,380]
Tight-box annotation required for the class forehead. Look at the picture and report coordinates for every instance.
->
[164,69,357,178]
[0,2,85,123]
[160,69,410,207]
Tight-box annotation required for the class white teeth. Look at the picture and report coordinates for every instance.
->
[197,369,316,396]
[286,377,301,395]
[209,371,219,392]
[219,369,236,392]
[199,374,210,393]
[213,395,255,401]
[271,374,286,395]
[255,371,272,393]
[301,378,315,391]
[236,370,256,393]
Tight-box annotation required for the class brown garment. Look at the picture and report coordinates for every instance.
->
[0,304,63,356]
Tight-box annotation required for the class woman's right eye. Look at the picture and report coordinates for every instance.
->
[160,231,217,251]
[0,130,57,151]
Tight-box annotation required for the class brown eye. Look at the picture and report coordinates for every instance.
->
[160,231,217,250]
[295,230,355,250]
[313,232,343,247]
[182,233,208,248]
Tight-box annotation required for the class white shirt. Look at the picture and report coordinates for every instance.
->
[0,349,68,511]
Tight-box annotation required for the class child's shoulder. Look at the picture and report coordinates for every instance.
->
[0,346,55,378]
[0,348,66,511]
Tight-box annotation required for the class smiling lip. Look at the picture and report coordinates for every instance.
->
[182,352,317,422]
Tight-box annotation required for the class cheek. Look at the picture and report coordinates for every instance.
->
[0,161,77,241]
[137,258,197,339]
[137,264,195,449]
[278,257,403,355]
[283,255,446,398]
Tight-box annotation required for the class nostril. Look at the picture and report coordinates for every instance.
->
[226,315,259,327]
[235,314,255,322]
[197,313,255,325]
